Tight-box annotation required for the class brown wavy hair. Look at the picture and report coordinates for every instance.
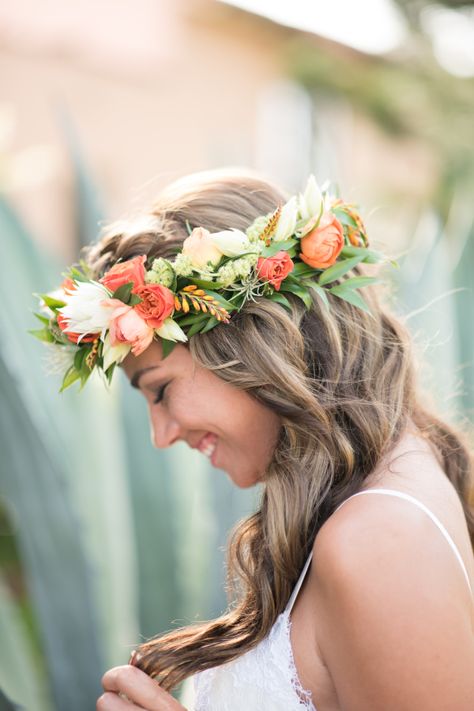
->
[84,166,474,692]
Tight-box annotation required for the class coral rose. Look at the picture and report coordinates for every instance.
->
[103,299,154,356]
[56,312,98,344]
[256,251,294,291]
[133,284,175,329]
[300,212,344,269]
[100,255,146,293]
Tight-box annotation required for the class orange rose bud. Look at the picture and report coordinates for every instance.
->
[256,251,294,291]
[100,255,146,294]
[300,212,344,269]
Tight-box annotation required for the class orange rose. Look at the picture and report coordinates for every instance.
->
[133,284,175,329]
[100,255,146,293]
[256,251,294,291]
[300,212,344,269]
[56,312,99,344]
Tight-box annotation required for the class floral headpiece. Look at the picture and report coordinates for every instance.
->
[30,175,385,391]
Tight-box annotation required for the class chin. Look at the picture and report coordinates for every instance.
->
[225,467,263,489]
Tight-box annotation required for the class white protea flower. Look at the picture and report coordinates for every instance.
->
[42,343,76,375]
[155,317,188,343]
[57,281,113,335]
[298,174,323,221]
[208,229,251,257]
[274,196,298,241]
[101,332,132,371]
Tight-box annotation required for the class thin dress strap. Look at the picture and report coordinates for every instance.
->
[334,488,473,597]
[285,549,314,614]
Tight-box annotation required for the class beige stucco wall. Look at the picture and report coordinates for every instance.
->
[0,0,437,262]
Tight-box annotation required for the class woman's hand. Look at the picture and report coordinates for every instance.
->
[97,665,187,710]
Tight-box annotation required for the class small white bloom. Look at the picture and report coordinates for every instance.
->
[298,174,323,221]
[58,281,113,335]
[274,196,298,241]
[102,332,131,371]
[155,317,188,343]
[208,229,251,257]
[42,343,76,375]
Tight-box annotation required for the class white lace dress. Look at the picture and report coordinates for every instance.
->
[192,550,316,711]
[190,488,474,710]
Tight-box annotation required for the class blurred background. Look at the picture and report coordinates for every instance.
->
[0,1,473,708]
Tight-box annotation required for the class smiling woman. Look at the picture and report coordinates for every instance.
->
[40,166,474,711]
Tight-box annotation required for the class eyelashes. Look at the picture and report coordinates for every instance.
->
[153,382,170,405]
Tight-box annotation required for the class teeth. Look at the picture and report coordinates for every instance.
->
[201,442,216,458]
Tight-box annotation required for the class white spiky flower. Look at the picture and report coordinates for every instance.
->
[155,317,188,343]
[274,196,298,241]
[57,281,113,335]
[298,174,324,221]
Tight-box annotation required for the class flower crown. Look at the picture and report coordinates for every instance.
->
[30,175,385,392]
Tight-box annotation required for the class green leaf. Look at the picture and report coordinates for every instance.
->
[291,262,315,278]
[28,328,55,343]
[36,293,67,311]
[307,283,330,311]
[268,292,292,311]
[59,366,81,392]
[329,285,372,314]
[340,245,384,264]
[199,316,219,334]
[74,347,88,371]
[161,339,177,358]
[128,294,142,306]
[201,290,234,310]
[175,313,208,328]
[318,255,365,286]
[186,278,226,290]
[279,282,313,309]
[111,281,134,303]
[341,275,381,289]
[332,207,358,229]
[33,312,51,326]
[259,239,297,258]
[186,319,206,337]
[105,361,116,384]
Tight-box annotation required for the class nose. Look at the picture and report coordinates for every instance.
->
[149,407,182,449]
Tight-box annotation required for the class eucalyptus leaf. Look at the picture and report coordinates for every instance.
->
[268,292,292,311]
[128,294,142,306]
[279,282,313,309]
[340,245,384,264]
[307,283,330,311]
[341,275,381,289]
[187,278,226,290]
[318,255,365,286]
[329,285,372,314]
[260,239,297,258]
[186,319,206,337]
[332,208,358,229]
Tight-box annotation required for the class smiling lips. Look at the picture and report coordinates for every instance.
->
[198,432,218,459]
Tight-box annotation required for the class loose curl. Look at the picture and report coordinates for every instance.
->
[84,167,474,693]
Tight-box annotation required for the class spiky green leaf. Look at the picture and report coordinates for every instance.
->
[318,255,365,286]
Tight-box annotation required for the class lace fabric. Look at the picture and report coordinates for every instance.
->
[192,610,316,711]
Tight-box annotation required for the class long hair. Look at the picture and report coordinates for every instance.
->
[84,166,474,692]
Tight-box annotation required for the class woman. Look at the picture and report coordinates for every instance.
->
[34,168,474,709]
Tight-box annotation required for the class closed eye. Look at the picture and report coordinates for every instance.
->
[153,382,169,405]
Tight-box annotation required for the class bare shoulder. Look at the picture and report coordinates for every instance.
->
[309,494,474,710]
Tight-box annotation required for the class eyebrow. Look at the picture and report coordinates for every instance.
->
[130,365,162,390]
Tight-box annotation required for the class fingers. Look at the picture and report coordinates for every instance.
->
[101,665,185,711]
[97,690,145,710]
